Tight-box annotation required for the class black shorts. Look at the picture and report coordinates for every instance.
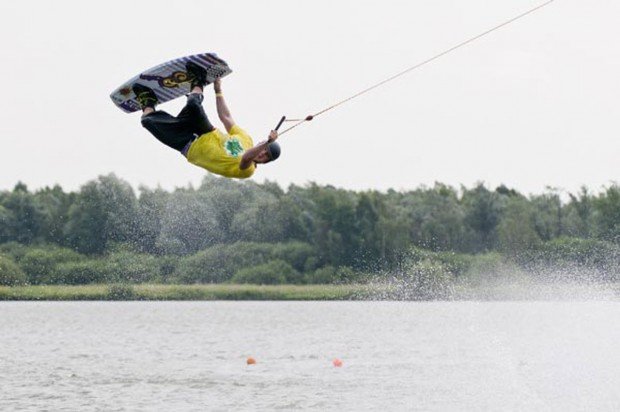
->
[140,93,215,152]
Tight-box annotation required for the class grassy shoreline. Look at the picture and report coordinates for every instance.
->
[0,284,372,301]
[1,282,618,301]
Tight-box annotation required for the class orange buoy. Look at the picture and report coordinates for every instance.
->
[246,357,256,365]
[332,358,343,367]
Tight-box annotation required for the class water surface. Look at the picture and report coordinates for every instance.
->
[1,301,618,411]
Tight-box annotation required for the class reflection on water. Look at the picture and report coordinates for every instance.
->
[1,301,619,411]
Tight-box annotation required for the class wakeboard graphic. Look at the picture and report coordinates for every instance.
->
[110,52,232,113]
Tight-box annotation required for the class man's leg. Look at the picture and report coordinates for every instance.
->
[140,111,196,152]
[175,89,215,135]
[133,83,198,152]
[174,62,215,135]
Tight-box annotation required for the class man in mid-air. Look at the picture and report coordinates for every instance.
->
[132,62,280,179]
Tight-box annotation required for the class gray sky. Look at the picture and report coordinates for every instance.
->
[0,0,618,195]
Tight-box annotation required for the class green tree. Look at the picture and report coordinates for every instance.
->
[497,197,541,254]
[135,186,169,254]
[56,260,110,285]
[593,185,620,243]
[156,187,221,254]
[231,260,297,285]
[379,191,414,270]
[270,241,316,272]
[34,185,74,246]
[355,192,381,263]
[564,187,594,238]
[198,176,249,242]
[104,251,161,283]
[308,184,360,267]
[230,188,285,242]
[64,174,139,254]
[177,242,274,283]
[405,184,467,252]
[1,183,44,244]
[0,254,27,286]
[530,189,563,241]
[19,246,85,284]
[0,205,15,244]
[462,184,503,252]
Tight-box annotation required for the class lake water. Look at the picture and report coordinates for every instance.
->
[1,301,619,411]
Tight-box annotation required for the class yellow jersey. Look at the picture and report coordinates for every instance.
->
[186,125,256,179]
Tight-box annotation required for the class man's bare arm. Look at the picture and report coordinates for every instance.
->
[240,130,278,170]
[214,78,235,132]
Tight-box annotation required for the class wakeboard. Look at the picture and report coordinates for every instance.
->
[110,52,232,113]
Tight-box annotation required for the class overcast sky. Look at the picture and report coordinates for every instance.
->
[0,0,618,195]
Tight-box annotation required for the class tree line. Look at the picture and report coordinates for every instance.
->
[0,174,619,286]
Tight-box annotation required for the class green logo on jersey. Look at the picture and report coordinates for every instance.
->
[224,138,244,158]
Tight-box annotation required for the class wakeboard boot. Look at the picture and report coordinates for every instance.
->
[185,61,209,90]
[132,83,159,109]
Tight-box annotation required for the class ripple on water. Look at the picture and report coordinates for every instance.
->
[0,301,618,411]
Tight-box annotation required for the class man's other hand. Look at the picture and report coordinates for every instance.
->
[268,130,278,143]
